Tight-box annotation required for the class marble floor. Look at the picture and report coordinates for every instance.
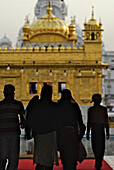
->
[20,135,114,155]
[104,156,114,169]
[82,135,114,156]
[20,135,114,169]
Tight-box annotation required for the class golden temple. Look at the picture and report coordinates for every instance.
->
[0,2,108,106]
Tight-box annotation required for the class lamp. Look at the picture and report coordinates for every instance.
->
[49,70,53,76]
[92,68,96,75]
[20,67,24,73]
[36,69,39,76]
[107,67,110,72]
[78,70,81,76]
[63,70,67,77]
[7,64,10,71]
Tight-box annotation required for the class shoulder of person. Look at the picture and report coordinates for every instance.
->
[88,106,94,111]
[13,99,24,109]
[13,99,23,105]
[57,99,61,104]
[72,102,81,111]
[52,101,57,105]
[100,105,107,110]
[72,101,79,106]
[0,99,5,105]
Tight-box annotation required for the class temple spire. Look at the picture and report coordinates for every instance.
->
[25,15,29,25]
[49,0,51,8]
[47,0,52,14]
[74,15,76,23]
[92,6,94,19]
[71,16,74,24]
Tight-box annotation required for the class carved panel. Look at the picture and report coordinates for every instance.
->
[30,33,68,43]
[80,78,91,102]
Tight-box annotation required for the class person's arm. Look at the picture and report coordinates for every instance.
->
[86,108,91,140]
[19,102,25,128]
[75,103,86,140]
[25,103,34,140]
[105,107,109,139]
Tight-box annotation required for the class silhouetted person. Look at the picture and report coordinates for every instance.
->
[0,84,24,170]
[57,89,85,170]
[27,95,39,112]
[26,84,57,170]
[86,93,109,170]
[25,95,39,140]
[25,95,39,154]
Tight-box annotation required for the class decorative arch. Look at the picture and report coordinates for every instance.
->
[91,32,95,40]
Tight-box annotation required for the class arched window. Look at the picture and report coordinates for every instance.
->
[91,32,95,40]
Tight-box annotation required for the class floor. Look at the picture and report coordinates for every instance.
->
[20,134,114,169]
[104,156,114,169]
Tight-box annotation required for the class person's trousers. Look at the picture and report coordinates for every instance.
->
[91,124,105,169]
[58,131,78,170]
[35,164,53,170]
[63,162,77,170]
[0,134,20,170]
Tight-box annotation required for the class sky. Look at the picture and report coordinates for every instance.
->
[0,0,114,51]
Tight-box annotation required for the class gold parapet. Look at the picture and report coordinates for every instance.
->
[0,45,85,53]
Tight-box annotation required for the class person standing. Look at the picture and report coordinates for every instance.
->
[0,84,25,170]
[57,89,85,170]
[25,95,39,154]
[86,93,109,170]
[26,84,57,170]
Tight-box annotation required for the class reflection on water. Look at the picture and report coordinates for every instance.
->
[20,135,114,156]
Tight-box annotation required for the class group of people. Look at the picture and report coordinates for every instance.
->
[0,84,109,170]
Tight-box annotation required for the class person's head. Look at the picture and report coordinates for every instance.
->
[91,93,102,104]
[4,84,15,98]
[61,89,72,101]
[41,84,52,100]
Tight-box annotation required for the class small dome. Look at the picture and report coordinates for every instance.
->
[23,24,30,33]
[88,6,98,26]
[88,18,98,25]
[30,4,68,35]
[69,18,76,32]
[0,35,12,48]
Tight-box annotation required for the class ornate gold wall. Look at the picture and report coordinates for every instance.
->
[0,45,108,106]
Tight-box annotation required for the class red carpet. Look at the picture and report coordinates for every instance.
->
[18,159,113,170]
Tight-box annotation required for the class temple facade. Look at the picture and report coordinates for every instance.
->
[0,1,108,125]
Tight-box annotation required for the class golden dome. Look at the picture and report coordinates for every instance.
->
[28,44,33,52]
[9,45,14,52]
[88,6,98,25]
[21,45,27,52]
[3,45,8,52]
[68,17,76,36]
[23,24,30,33]
[88,18,98,25]
[30,3,68,35]
[15,45,20,52]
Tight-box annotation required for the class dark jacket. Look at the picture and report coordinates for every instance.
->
[27,99,57,136]
[0,98,24,135]
[57,98,85,139]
